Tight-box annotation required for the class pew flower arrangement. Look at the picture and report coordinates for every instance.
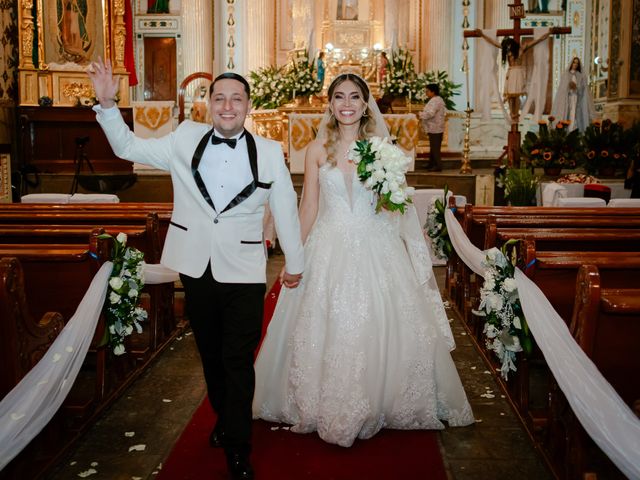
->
[349,136,415,213]
[474,240,533,380]
[100,232,147,355]
[424,186,453,260]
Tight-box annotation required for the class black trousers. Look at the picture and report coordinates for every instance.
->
[428,132,443,168]
[180,265,266,454]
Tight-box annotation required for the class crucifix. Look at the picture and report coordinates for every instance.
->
[464,0,571,167]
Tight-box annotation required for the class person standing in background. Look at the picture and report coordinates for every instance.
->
[419,83,446,172]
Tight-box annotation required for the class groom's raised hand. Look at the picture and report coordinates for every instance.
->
[86,57,119,109]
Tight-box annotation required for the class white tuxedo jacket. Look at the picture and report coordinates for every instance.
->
[94,106,304,283]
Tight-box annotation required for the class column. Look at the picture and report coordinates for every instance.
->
[245,0,272,73]
[181,0,213,76]
[483,0,511,29]
[424,0,452,72]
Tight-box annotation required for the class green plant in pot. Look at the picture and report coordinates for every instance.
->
[503,167,540,206]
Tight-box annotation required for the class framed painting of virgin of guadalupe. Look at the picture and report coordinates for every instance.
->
[44,0,106,66]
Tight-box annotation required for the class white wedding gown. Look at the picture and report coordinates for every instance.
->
[253,165,474,447]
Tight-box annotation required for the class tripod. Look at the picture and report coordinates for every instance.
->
[69,136,94,194]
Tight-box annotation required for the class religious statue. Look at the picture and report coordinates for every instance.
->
[550,57,596,132]
[337,0,358,20]
[477,30,551,123]
[378,51,389,83]
[58,0,92,63]
[317,51,326,87]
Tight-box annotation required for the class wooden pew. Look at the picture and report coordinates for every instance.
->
[545,265,640,480]
[0,213,178,356]
[0,257,65,400]
[448,205,640,325]
[0,230,171,480]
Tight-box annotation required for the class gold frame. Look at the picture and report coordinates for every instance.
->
[0,154,11,203]
[17,0,129,107]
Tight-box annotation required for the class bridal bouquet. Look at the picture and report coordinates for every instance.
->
[100,232,148,355]
[349,136,415,213]
[473,240,533,380]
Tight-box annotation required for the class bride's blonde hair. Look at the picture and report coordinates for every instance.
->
[324,74,378,166]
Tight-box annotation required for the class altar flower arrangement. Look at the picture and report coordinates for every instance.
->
[582,119,627,175]
[473,241,533,380]
[424,186,453,260]
[283,50,323,100]
[100,232,147,355]
[380,48,415,98]
[348,136,415,213]
[248,65,289,109]
[521,119,581,172]
[381,48,461,109]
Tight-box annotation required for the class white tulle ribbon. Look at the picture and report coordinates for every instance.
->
[444,209,640,479]
[0,262,179,469]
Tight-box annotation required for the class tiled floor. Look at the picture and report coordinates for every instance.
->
[47,254,551,480]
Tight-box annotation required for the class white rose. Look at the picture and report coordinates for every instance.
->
[486,292,504,312]
[390,190,406,204]
[372,169,386,183]
[109,277,124,290]
[388,180,400,193]
[404,186,415,198]
[113,344,126,356]
[109,292,121,304]
[128,288,139,298]
[116,232,127,244]
[503,277,518,293]
[512,316,522,329]
[125,324,134,335]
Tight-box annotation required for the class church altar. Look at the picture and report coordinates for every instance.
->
[249,101,455,168]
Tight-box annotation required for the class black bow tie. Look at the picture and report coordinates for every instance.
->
[211,131,244,149]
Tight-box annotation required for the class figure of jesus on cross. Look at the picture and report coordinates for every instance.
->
[464,0,570,166]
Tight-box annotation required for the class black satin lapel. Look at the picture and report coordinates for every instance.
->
[192,128,217,212]
[222,130,258,213]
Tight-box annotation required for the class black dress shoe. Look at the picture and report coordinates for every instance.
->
[209,427,224,448]
[226,452,254,480]
[427,165,443,172]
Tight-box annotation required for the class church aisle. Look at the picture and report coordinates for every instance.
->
[46,254,551,480]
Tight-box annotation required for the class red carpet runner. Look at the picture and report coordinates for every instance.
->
[158,281,448,480]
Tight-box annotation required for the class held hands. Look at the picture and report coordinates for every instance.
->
[86,57,119,109]
[279,266,302,288]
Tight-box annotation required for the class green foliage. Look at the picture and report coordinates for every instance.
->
[503,167,539,206]
[521,120,581,170]
[582,119,629,174]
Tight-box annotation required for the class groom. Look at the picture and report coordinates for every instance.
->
[88,61,304,480]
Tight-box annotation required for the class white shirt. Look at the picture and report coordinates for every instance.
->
[420,95,446,134]
[199,130,253,212]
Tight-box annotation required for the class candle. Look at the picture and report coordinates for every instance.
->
[465,59,470,109]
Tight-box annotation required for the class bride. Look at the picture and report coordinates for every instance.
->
[253,73,474,447]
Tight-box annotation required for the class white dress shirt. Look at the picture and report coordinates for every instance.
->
[199,130,253,212]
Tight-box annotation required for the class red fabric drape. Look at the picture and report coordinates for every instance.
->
[124,0,138,86]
